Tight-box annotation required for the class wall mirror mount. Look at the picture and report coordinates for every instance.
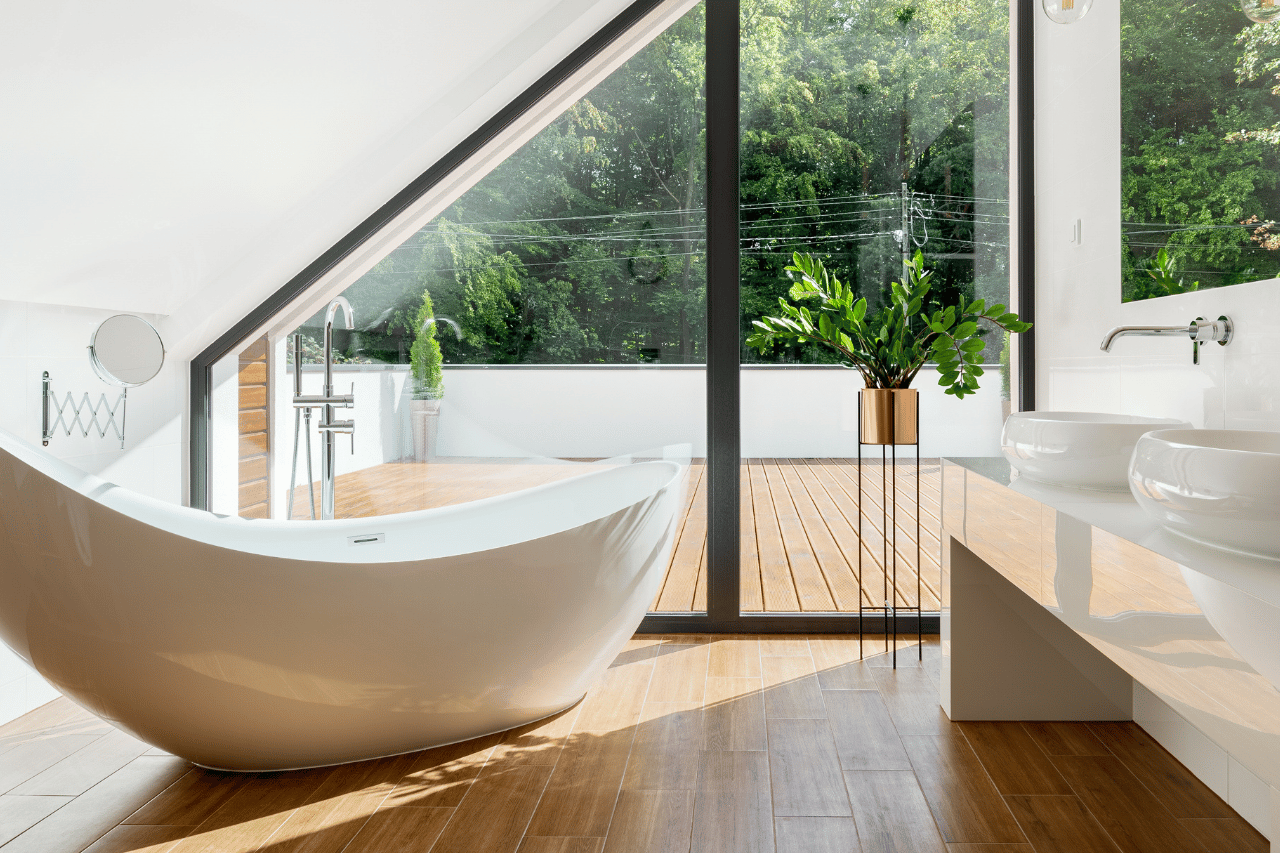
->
[43,315,165,448]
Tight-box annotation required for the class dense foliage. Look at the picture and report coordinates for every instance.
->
[1121,0,1280,301]
[305,0,1011,365]
[747,251,1030,397]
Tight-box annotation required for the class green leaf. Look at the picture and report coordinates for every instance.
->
[954,321,979,339]
[967,298,986,314]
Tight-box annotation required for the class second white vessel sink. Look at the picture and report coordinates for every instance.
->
[1130,429,1280,559]
[1001,411,1192,490]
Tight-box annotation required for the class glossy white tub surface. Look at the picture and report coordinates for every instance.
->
[0,429,684,771]
[1001,411,1191,490]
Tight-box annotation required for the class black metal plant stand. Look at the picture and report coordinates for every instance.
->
[856,392,923,668]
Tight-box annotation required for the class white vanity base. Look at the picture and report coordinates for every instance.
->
[940,457,1280,848]
[943,539,1132,721]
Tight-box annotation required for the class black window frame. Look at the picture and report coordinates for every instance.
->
[189,0,1035,634]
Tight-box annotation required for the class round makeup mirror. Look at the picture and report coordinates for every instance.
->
[88,315,166,387]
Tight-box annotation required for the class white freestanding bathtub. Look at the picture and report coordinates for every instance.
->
[0,429,683,771]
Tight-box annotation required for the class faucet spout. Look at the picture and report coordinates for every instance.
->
[1100,316,1233,364]
[320,296,356,520]
[1099,324,1189,352]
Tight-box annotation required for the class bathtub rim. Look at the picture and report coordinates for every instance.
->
[0,426,687,564]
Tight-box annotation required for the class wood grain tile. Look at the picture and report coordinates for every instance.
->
[707,638,761,678]
[389,734,500,808]
[524,729,632,837]
[1088,722,1236,819]
[491,704,583,767]
[167,767,334,853]
[901,734,1025,844]
[80,824,193,853]
[622,703,702,791]
[690,751,772,853]
[1,756,190,853]
[10,728,151,796]
[0,794,72,845]
[823,690,910,771]
[703,678,766,752]
[0,699,109,754]
[759,638,811,656]
[602,789,694,853]
[843,770,946,853]
[1050,754,1206,853]
[873,666,948,735]
[957,722,1072,796]
[648,644,710,704]
[810,637,879,690]
[1020,722,1110,756]
[124,768,247,826]
[0,733,103,794]
[431,764,554,853]
[761,656,826,719]
[342,805,453,853]
[1179,817,1269,853]
[768,719,851,817]
[263,752,420,853]
[520,838,606,853]
[774,816,861,852]
[944,846,1035,852]
[1002,795,1123,853]
[525,663,649,837]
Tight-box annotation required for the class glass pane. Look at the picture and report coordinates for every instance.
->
[210,4,707,616]
[738,0,1012,613]
[1122,0,1280,301]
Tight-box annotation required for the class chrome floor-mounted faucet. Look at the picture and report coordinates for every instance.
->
[1100,316,1232,364]
[293,297,356,520]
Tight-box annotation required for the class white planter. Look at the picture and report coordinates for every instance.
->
[411,398,441,461]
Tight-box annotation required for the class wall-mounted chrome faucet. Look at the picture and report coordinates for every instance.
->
[1100,316,1232,364]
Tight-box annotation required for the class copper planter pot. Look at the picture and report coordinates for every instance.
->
[860,388,918,445]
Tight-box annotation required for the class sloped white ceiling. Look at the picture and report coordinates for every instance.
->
[0,0,635,356]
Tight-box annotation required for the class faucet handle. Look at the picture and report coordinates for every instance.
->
[1189,316,1232,365]
[1189,316,1232,345]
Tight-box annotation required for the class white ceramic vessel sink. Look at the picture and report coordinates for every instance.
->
[1001,412,1192,491]
[1130,429,1280,559]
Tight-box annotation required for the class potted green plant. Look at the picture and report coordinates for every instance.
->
[409,288,445,461]
[746,251,1031,444]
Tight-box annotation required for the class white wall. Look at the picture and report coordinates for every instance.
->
[256,364,1005,486]
[1034,3,1280,432]
[0,1,639,340]
[0,299,184,724]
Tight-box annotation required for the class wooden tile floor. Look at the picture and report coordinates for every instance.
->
[291,458,943,614]
[0,636,1264,853]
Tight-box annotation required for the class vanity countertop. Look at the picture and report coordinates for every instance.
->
[940,455,1280,797]
[943,456,1280,607]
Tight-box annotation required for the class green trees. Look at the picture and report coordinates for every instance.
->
[410,288,444,399]
[1121,0,1280,301]
[329,0,1012,366]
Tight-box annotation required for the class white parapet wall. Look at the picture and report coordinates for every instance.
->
[261,363,1006,517]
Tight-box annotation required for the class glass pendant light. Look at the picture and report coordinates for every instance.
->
[1242,0,1280,24]
[1043,0,1093,24]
